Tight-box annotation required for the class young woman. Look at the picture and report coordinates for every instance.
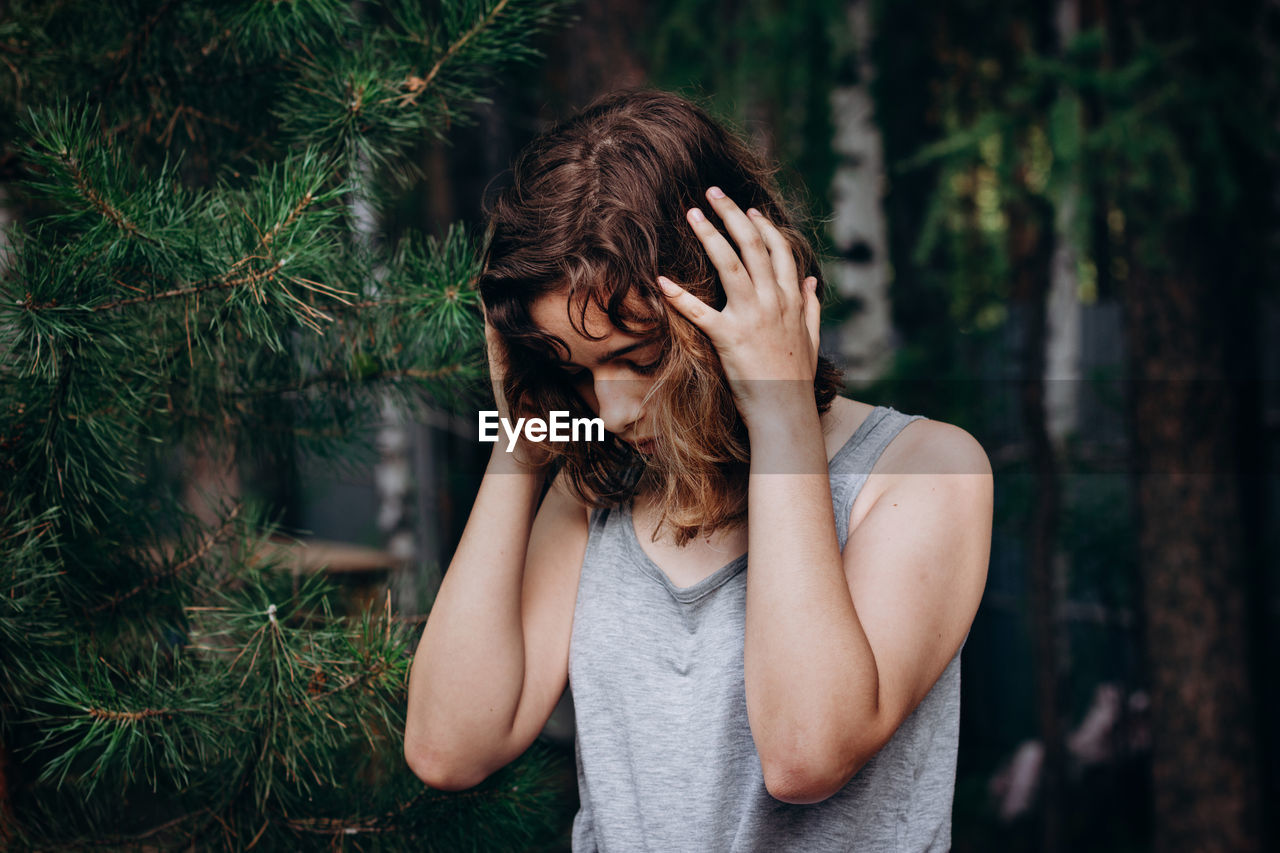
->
[404,90,992,852]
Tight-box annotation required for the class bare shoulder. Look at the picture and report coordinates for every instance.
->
[533,468,591,545]
[825,397,991,476]
[880,416,992,477]
[877,418,992,531]
[537,465,583,510]
[847,409,992,532]
[524,467,589,616]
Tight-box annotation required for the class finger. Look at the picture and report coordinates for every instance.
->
[803,276,821,363]
[745,208,801,311]
[684,205,757,304]
[704,187,777,299]
[658,275,722,337]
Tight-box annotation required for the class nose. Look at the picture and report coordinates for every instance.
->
[590,375,644,437]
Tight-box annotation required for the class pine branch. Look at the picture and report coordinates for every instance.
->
[103,0,182,65]
[239,360,469,400]
[57,150,150,242]
[419,0,511,95]
[282,786,501,835]
[156,104,247,147]
[90,260,284,312]
[255,191,314,253]
[1,0,580,846]
[88,504,243,614]
[84,706,174,722]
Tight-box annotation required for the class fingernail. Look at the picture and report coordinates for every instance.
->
[657,276,679,295]
[747,207,761,217]
[707,186,725,199]
[688,208,706,223]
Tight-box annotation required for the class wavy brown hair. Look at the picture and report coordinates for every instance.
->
[477,89,844,546]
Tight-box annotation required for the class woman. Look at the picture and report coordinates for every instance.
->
[404,90,992,852]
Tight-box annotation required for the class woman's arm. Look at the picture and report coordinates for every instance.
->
[403,456,586,790]
[741,413,991,804]
[403,316,588,790]
[658,188,992,804]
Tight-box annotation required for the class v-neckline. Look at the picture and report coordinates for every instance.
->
[621,500,748,603]
[620,405,889,602]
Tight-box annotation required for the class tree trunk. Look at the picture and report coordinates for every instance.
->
[828,0,894,385]
[1045,0,1082,444]
[1104,0,1269,847]
[1121,242,1263,853]
[1011,191,1068,853]
[543,0,648,112]
[0,743,12,844]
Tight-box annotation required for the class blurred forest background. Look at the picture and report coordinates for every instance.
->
[2,0,1277,851]
[354,1,1280,850]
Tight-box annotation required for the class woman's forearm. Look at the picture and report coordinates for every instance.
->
[404,449,545,788]
[741,404,882,804]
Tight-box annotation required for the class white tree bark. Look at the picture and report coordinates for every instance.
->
[828,1,893,385]
[350,161,423,615]
[1045,0,1083,444]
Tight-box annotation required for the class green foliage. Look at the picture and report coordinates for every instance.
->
[642,0,849,238]
[394,224,485,342]
[0,0,574,847]
[868,7,1276,848]
[867,1,1278,438]
[892,14,1279,321]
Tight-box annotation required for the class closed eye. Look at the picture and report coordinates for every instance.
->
[555,345,664,379]
[629,357,662,375]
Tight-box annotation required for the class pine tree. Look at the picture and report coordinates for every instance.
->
[0,1,576,848]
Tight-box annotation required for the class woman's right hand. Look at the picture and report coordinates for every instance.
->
[483,304,553,473]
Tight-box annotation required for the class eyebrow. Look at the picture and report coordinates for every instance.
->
[555,340,655,368]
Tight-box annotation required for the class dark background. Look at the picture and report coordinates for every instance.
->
[4,0,1273,850]
[300,2,1275,850]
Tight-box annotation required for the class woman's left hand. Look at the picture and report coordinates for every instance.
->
[657,186,821,425]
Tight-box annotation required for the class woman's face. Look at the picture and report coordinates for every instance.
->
[529,289,664,452]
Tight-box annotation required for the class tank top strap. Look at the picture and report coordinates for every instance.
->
[829,406,926,549]
[588,505,610,531]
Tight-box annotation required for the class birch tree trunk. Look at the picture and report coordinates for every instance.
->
[828,0,893,384]
[1012,189,1068,853]
[1045,1,1083,444]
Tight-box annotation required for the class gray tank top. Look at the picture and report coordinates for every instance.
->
[568,406,962,852]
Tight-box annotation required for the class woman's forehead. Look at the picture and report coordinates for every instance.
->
[529,288,657,343]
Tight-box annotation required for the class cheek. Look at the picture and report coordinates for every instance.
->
[574,380,599,414]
